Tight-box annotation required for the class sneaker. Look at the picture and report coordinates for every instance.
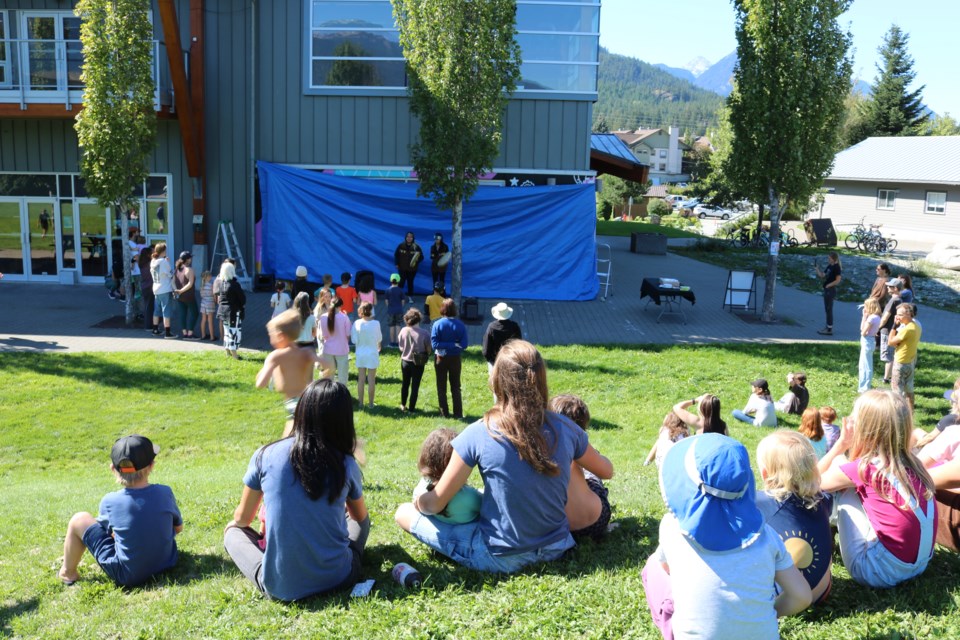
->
[184,335,201,341]
[817,328,833,335]
[107,291,117,300]
[152,328,161,335]
[164,332,176,339]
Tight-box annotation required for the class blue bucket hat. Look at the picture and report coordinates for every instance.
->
[659,433,763,552]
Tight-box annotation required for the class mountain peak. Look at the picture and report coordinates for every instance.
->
[684,57,712,77]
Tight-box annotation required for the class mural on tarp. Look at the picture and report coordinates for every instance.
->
[257,162,599,301]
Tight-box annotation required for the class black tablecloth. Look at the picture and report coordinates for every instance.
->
[640,278,696,305]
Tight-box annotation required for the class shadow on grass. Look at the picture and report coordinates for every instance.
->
[0,598,38,638]
[0,352,249,392]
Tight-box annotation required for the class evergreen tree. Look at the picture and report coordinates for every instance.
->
[856,25,928,142]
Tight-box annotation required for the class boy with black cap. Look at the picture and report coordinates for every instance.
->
[58,435,183,586]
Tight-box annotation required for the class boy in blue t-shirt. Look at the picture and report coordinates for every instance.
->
[58,435,183,587]
[386,273,408,347]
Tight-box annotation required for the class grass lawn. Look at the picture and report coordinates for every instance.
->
[3,345,960,638]
[596,219,700,239]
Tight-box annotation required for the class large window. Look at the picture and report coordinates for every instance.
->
[925,191,946,215]
[306,0,600,94]
[876,188,897,211]
[0,11,10,87]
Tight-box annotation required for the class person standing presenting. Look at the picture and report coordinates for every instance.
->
[430,233,450,291]
[888,303,921,411]
[395,232,423,297]
[814,252,842,336]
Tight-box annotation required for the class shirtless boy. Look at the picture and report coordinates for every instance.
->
[256,309,323,436]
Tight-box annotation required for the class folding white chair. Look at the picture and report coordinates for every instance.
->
[596,242,612,301]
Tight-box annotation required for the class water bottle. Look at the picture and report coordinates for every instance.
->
[392,562,423,588]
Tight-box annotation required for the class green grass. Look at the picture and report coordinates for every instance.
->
[3,345,960,638]
[596,219,700,238]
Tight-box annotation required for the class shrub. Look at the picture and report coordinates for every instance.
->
[647,198,672,218]
[660,214,702,231]
[597,199,613,221]
[718,212,758,236]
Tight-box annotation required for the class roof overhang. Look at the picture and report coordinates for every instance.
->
[590,150,649,183]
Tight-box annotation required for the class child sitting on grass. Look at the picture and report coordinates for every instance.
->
[819,406,840,450]
[256,309,324,436]
[642,433,811,639]
[644,412,689,467]
[413,429,481,524]
[756,430,834,605]
[550,394,615,541]
[775,372,809,415]
[59,435,183,586]
[732,379,778,427]
[798,407,828,459]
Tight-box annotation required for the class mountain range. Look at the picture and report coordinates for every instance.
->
[654,52,738,96]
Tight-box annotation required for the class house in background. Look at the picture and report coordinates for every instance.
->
[612,126,688,185]
[0,0,602,285]
[821,136,960,243]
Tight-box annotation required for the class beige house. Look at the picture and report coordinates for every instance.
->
[613,127,688,184]
[821,136,960,243]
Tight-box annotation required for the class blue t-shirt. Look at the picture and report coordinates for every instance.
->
[452,414,589,555]
[755,491,833,592]
[97,484,182,586]
[386,285,406,314]
[244,438,363,601]
[431,317,468,356]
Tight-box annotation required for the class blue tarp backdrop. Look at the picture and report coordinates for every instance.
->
[257,162,599,301]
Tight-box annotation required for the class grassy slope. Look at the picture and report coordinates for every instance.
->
[2,346,960,638]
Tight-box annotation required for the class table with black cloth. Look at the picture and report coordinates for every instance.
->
[640,277,696,324]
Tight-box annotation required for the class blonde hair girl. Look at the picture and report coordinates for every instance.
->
[756,430,833,604]
[858,297,883,392]
[818,390,936,588]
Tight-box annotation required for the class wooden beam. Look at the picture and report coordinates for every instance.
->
[157,0,200,178]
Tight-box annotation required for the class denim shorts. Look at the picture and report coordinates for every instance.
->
[82,521,127,585]
[407,511,573,573]
[154,292,174,319]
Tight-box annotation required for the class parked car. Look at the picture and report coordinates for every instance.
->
[694,204,736,219]
[675,198,700,211]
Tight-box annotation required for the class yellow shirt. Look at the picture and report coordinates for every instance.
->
[894,321,921,364]
[426,293,444,321]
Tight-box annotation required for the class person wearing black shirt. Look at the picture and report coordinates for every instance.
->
[482,302,522,371]
[814,252,842,335]
[430,233,450,292]
[394,232,423,297]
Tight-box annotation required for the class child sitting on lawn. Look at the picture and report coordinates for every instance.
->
[644,412,689,467]
[642,433,811,639]
[59,435,183,586]
[256,309,324,436]
[819,406,841,450]
[732,379,778,427]
[756,430,833,605]
[775,372,810,415]
[550,394,615,541]
[412,429,482,524]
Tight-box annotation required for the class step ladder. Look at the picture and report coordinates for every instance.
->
[210,221,251,285]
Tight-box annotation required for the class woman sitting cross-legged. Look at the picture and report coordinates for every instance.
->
[223,379,369,601]
[394,340,613,572]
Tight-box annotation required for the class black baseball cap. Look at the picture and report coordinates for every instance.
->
[111,435,159,473]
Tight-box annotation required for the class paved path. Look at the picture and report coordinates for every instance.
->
[2,236,958,353]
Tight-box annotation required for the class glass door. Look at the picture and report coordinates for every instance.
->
[20,13,80,98]
[77,200,109,281]
[0,199,25,277]
[59,200,77,270]
[25,199,59,279]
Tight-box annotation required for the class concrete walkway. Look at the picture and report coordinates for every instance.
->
[2,235,958,353]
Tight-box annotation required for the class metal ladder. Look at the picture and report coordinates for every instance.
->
[210,221,250,283]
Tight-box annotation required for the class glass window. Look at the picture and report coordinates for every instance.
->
[519,62,596,92]
[0,174,57,197]
[925,191,946,215]
[876,189,897,211]
[516,3,599,33]
[659,149,667,158]
[0,11,10,87]
[515,33,597,63]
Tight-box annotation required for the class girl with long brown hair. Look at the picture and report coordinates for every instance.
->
[395,340,613,572]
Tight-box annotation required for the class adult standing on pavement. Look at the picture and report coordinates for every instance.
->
[430,233,450,292]
[174,251,199,340]
[395,232,423,297]
[431,298,468,419]
[878,278,904,385]
[482,302,522,373]
[815,252,842,336]
[888,303,921,411]
[150,242,175,338]
[138,247,155,332]
[217,261,246,359]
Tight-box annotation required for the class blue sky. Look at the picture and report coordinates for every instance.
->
[599,0,959,117]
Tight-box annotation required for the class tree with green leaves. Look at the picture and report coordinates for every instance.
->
[598,175,648,219]
[728,0,853,322]
[74,0,156,324]
[852,25,928,143]
[391,0,521,304]
[926,112,960,137]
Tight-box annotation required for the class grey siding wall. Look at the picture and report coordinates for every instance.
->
[822,179,958,236]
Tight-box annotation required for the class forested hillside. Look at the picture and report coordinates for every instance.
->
[595,48,724,135]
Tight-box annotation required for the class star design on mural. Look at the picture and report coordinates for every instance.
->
[509,177,519,187]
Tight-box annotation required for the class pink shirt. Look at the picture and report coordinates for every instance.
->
[841,460,935,563]
[320,311,352,356]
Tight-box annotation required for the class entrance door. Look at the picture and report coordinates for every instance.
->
[0,197,59,280]
[76,200,109,281]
